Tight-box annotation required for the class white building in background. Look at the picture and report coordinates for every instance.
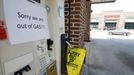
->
[91,10,134,30]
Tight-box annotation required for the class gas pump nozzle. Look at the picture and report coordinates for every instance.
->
[47,39,53,50]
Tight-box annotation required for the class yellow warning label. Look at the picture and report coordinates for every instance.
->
[66,48,86,75]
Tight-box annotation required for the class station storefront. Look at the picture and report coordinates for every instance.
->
[91,11,134,31]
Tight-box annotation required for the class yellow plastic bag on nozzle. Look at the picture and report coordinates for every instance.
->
[66,47,86,75]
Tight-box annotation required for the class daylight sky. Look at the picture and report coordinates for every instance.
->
[91,0,134,13]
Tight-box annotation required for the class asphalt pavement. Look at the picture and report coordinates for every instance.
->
[85,30,134,75]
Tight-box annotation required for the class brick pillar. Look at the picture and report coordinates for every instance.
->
[65,0,91,47]
[84,1,91,42]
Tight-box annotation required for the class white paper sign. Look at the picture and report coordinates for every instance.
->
[3,0,49,44]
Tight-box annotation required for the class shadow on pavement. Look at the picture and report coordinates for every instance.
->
[115,51,134,73]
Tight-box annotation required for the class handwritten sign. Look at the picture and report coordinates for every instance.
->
[3,0,49,44]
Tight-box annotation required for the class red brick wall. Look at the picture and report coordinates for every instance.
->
[83,1,91,42]
[65,0,91,47]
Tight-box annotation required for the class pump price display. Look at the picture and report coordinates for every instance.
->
[3,0,49,44]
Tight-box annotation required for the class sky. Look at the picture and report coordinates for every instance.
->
[91,0,134,13]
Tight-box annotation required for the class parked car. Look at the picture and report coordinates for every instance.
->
[108,29,131,36]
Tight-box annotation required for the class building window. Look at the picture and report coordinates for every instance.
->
[104,22,116,30]
[90,22,98,29]
[125,22,134,29]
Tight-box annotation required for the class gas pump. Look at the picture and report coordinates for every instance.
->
[0,0,64,75]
